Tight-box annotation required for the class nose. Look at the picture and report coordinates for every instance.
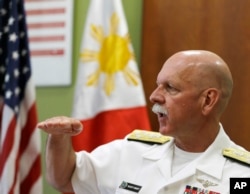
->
[149,86,165,104]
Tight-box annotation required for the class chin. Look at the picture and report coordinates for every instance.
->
[158,127,172,136]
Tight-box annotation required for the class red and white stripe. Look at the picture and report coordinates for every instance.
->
[0,79,42,194]
[24,0,73,86]
[25,0,68,57]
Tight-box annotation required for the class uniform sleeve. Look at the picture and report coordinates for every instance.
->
[71,140,124,194]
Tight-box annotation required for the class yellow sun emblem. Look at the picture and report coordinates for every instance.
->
[80,12,139,96]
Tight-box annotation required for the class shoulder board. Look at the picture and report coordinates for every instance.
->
[223,147,250,167]
[127,129,172,145]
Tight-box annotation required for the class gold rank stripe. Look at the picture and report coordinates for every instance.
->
[127,130,172,144]
[223,147,250,166]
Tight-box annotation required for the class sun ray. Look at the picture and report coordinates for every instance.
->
[130,52,135,60]
[123,33,135,60]
[86,69,101,86]
[80,49,99,62]
[124,33,130,43]
[123,67,139,85]
[83,12,138,96]
[90,24,104,43]
[110,13,119,35]
[104,74,115,96]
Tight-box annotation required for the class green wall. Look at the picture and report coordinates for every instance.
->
[37,0,143,193]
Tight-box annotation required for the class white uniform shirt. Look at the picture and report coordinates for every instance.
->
[72,126,250,194]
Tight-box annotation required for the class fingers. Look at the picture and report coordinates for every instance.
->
[37,116,83,136]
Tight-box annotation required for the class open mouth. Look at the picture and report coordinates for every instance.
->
[159,112,166,117]
[152,104,167,117]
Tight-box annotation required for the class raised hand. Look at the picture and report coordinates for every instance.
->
[37,116,83,136]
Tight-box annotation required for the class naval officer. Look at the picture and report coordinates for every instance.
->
[38,50,250,194]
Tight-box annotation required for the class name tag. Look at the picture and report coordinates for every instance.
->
[119,181,142,193]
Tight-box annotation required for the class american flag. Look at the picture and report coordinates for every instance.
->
[0,0,43,194]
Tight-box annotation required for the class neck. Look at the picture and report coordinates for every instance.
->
[174,123,220,152]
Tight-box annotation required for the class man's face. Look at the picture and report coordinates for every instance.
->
[150,58,204,137]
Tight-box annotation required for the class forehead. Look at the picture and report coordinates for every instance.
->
[157,57,196,83]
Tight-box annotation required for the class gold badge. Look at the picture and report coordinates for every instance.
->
[127,130,171,144]
[223,147,250,166]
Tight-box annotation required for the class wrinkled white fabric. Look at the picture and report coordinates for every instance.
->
[72,125,250,194]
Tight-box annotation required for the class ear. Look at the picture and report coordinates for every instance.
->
[201,88,220,115]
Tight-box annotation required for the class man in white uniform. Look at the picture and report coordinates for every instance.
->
[38,50,250,194]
